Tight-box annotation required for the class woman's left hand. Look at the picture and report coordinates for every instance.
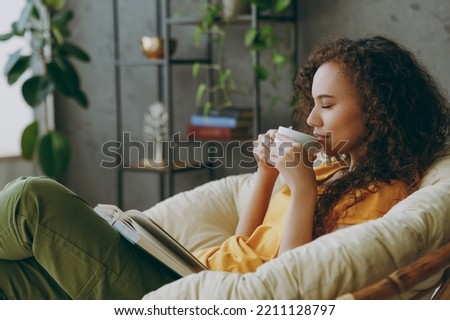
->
[270,133,318,193]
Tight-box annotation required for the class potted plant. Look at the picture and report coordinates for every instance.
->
[192,0,293,113]
[0,0,90,179]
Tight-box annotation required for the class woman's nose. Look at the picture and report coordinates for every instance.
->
[306,106,322,128]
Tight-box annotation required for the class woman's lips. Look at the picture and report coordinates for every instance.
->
[314,133,326,140]
[314,133,327,146]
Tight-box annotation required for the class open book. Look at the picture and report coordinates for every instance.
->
[93,204,207,277]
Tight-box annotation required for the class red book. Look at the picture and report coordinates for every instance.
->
[187,125,252,140]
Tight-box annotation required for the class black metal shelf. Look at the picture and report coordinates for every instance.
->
[115,58,211,67]
[112,0,298,208]
[166,14,296,25]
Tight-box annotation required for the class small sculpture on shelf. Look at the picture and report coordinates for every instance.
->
[139,36,177,59]
[143,101,168,165]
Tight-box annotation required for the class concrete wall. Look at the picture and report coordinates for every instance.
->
[11,0,447,211]
[0,158,36,188]
[297,0,450,95]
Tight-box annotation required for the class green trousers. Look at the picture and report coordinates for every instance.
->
[0,176,180,299]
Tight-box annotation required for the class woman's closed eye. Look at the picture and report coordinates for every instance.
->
[321,105,332,109]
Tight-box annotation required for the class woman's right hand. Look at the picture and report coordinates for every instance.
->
[253,129,279,177]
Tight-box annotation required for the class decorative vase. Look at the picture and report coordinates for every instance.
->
[143,102,168,165]
[154,140,164,164]
[139,36,177,59]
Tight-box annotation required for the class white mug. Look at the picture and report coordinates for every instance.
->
[262,126,322,167]
[274,126,322,162]
[275,126,322,153]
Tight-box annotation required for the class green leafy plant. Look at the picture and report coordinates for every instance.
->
[0,0,90,179]
[192,2,239,113]
[244,0,292,110]
[192,0,293,113]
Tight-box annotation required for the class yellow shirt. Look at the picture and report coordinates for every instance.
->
[194,161,409,273]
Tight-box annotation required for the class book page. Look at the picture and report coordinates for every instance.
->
[126,212,206,273]
[115,217,196,277]
[93,204,123,224]
[94,204,207,276]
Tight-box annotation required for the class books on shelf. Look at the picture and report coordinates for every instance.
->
[187,106,254,140]
[187,124,252,140]
[93,204,207,277]
[190,114,253,128]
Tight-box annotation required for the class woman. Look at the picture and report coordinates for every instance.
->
[1,36,448,299]
[193,36,449,272]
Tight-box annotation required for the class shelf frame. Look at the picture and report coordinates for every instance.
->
[112,0,298,208]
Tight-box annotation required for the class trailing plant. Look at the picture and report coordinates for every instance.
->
[192,2,239,113]
[244,0,292,110]
[192,0,294,113]
[0,0,90,179]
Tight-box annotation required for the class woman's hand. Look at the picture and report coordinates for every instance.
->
[270,133,317,194]
[271,133,318,252]
[235,129,281,237]
[253,129,279,179]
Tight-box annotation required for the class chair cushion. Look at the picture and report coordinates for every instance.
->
[143,152,450,299]
[143,173,253,252]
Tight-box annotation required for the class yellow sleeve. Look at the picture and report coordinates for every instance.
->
[193,186,291,273]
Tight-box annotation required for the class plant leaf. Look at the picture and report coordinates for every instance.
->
[17,2,34,34]
[21,121,39,160]
[72,89,89,108]
[260,26,275,46]
[0,32,14,41]
[22,75,54,107]
[244,28,257,47]
[60,42,90,62]
[272,52,287,65]
[274,0,291,12]
[192,63,201,79]
[31,5,41,19]
[12,22,25,36]
[38,130,71,179]
[42,0,66,11]
[47,61,71,95]
[58,56,80,86]
[51,8,73,25]
[193,26,202,47]
[204,101,212,114]
[254,65,269,81]
[51,9,73,37]
[47,56,79,96]
[51,25,64,45]
[196,83,207,106]
[47,58,88,108]
[219,69,231,85]
[249,26,275,51]
[4,50,21,75]
[5,53,32,85]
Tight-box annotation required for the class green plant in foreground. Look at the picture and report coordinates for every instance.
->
[0,0,90,179]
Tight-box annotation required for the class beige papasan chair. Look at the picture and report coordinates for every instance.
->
[141,151,450,300]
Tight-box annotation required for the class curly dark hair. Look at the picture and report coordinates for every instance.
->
[293,36,450,237]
